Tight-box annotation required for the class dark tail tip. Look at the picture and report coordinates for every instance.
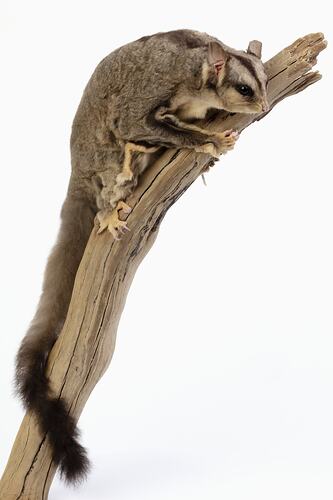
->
[15,342,90,483]
[59,437,91,484]
[37,397,90,483]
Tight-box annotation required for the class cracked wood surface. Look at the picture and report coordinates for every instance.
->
[0,33,326,499]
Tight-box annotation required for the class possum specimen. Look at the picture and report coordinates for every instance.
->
[15,29,269,483]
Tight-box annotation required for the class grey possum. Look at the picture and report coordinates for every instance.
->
[15,29,269,484]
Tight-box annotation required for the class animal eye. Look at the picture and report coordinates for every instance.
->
[235,84,254,97]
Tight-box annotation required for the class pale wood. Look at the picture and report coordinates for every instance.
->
[0,33,326,499]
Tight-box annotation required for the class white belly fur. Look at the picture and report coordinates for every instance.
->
[177,92,222,120]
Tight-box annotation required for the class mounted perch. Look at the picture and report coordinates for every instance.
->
[0,32,326,499]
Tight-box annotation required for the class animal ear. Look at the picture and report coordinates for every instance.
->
[247,40,262,59]
[208,42,228,76]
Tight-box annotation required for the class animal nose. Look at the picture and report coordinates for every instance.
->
[262,101,270,113]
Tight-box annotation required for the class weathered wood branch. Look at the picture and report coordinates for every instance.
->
[0,33,326,499]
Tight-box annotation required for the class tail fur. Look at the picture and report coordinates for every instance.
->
[15,193,95,483]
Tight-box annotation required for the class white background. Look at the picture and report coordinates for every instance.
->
[0,1,332,499]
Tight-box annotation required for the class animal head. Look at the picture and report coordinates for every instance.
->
[207,40,269,114]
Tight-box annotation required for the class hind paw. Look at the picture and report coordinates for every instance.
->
[97,201,132,240]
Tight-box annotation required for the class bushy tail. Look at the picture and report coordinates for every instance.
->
[15,193,95,483]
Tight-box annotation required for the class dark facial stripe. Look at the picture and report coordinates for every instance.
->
[232,54,262,90]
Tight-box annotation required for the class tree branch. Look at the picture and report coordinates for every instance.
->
[0,32,326,499]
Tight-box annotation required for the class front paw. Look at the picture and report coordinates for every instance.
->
[214,129,239,155]
[194,130,239,159]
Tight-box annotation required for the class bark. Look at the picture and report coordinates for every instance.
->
[0,32,327,499]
